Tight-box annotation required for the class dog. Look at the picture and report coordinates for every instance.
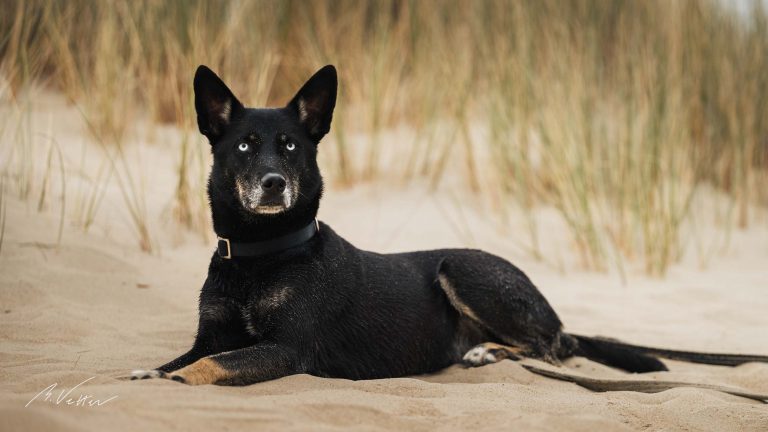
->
[131,65,768,392]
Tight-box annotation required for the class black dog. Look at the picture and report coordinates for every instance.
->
[131,65,767,387]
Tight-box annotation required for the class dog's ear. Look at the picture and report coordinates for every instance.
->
[286,65,337,143]
[194,65,244,142]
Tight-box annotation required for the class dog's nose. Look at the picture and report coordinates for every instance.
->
[260,173,286,193]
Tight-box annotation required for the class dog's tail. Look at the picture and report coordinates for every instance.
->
[564,334,768,373]
[564,334,668,373]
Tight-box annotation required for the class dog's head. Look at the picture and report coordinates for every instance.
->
[194,65,336,218]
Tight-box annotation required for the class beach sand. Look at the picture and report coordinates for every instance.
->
[1,95,767,431]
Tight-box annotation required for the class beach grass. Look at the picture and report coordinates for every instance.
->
[0,0,765,274]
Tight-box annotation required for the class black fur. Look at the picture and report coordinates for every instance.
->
[145,64,768,386]
[568,335,667,373]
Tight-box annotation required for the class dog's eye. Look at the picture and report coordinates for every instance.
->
[237,143,249,152]
[286,142,296,151]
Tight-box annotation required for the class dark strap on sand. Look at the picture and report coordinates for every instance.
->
[521,363,768,403]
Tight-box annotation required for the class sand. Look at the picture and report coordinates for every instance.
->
[1,93,768,431]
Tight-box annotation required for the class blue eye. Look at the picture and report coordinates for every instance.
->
[238,143,249,152]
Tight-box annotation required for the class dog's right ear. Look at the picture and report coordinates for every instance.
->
[194,65,244,142]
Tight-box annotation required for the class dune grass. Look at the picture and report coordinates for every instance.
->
[0,0,766,274]
[0,173,6,255]
[36,132,66,246]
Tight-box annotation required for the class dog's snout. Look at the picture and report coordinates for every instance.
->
[260,173,287,193]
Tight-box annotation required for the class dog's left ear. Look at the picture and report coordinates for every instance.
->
[287,65,337,143]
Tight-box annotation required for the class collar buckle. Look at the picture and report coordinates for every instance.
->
[217,237,232,259]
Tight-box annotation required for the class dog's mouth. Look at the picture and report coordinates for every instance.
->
[252,203,288,215]
[236,178,295,215]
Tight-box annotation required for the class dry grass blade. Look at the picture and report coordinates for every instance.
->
[0,174,6,256]
[1,0,765,271]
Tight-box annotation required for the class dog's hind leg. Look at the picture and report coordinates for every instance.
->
[436,253,571,363]
[435,253,667,373]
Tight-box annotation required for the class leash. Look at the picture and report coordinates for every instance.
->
[520,362,768,403]
[217,219,319,259]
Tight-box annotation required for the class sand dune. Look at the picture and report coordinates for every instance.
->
[1,97,768,431]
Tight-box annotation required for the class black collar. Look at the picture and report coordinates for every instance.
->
[217,220,319,259]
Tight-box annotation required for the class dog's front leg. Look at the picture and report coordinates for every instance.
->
[135,343,300,386]
[131,340,214,381]
[132,317,223,377]
[155,347,208,372]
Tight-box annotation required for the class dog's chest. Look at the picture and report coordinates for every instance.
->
[239,286,295,337]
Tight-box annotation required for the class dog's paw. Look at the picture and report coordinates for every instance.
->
[130,369,167,380]
[462,346,499,367]
[130,369,187,383]
[462,343,522,367]
[131,369,188,383]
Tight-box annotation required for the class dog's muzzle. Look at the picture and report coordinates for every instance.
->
[236,173,294,215]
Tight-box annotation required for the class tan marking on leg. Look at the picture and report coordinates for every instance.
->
[171,358,231,385]
[481,342,525,360]
[438,273,481,322]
